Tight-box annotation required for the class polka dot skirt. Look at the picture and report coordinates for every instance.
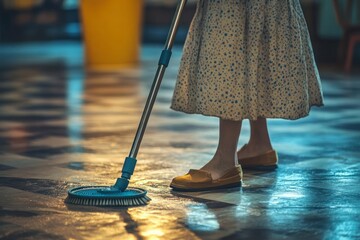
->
[170,0,324,121]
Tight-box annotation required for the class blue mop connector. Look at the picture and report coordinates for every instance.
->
[113,157,137,191]
[158,49,172,67]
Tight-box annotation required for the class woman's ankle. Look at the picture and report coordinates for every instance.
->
[237,141,273,158]
[246,141,273,151]
[201,152,237,170]
[200,156,237,179]
[214,149,237,164]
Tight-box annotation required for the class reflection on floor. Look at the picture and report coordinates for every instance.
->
[0,42,359,240]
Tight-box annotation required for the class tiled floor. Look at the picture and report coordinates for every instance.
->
[0,42,359,240]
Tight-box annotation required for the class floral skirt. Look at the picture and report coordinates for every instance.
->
[170,0,324,120]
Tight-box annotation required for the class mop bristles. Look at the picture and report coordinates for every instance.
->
[65,186,151,207]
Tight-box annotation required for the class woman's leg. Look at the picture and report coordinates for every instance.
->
[201,118,242,179]
[237,117,273,159]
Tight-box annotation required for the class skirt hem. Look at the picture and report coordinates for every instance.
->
[169,103,324,121]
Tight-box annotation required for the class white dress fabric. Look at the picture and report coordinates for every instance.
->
[170,0,324,120]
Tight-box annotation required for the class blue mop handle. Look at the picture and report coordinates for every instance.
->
[114,0,188,191]
[128,0,188,159]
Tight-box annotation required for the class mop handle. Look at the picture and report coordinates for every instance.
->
[128,0,188,158]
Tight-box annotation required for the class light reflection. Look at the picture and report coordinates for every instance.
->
[127,207,181,240]
[66,71,84,149]
[8,124,29,152]
[141,229,165,239]
[269,183,305,206]
[274,192,305,199]
[334,220,360,234]
[269,191,305,205]
[185,203,220,232]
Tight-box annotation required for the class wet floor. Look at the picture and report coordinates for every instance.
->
[0,42,360,240]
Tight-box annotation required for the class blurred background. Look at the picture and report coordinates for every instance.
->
[0,0,359,70]
[0,1,360,239]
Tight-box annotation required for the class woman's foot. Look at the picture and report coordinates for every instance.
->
[238,117,274,159]
[237,143,278,170]
[200,152,238,180]
[237,143,273,160]
[198,119,241,179]
[170,166,243,191]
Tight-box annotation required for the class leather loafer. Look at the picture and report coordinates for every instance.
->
[238,144,278,170]
[170,166,243,191]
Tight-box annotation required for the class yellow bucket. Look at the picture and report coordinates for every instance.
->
[80,0,143,70]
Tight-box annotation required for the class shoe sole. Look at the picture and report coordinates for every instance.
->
[238,148,278,171]
[170,181,242,192]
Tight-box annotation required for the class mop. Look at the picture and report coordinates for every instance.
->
[65,0,188,207]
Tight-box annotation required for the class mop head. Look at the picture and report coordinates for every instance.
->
[65,186,150,207]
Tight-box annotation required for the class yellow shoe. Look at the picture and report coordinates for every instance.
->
[238,144,278,170]
[170,166,243,192]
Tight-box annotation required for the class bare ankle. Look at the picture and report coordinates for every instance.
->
[214,150,237,165]
[247,141,273,151]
